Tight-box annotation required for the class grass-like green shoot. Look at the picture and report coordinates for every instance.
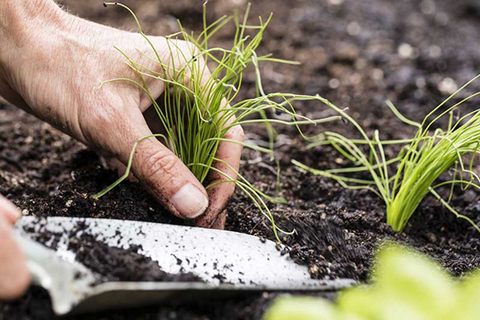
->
[94,3,340,240]
[294,76,480,232]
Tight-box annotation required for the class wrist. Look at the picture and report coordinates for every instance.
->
[0,0,64,31]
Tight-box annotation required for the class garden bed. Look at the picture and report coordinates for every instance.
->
[2,0,480,319]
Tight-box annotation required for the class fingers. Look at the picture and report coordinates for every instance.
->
[171,44,243,228]
[194,124,244,228]
[211,210,227,230]
[133,138,209,219]
[0,203,31,300]
[161,39,213,91]
[104,109,209,220]
[0,195,21,224]
[94,39,239,224]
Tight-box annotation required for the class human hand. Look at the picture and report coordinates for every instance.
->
[0,196,31,300]
[0,1,244,228]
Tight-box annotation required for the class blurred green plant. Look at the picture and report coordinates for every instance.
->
[94,3,339,240]
[294,77,480,232]
[264,243,480,320]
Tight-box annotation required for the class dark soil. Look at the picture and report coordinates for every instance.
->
[21,218,203,283]
[71,233,200,282]
[2,0,480,319]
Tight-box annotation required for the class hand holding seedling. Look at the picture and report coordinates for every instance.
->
[0,1,244,228]
[0,196,30,300]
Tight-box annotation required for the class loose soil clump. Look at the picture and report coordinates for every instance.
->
[69,233,202,283]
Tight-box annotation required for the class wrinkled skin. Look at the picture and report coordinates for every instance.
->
[0,0,243,299]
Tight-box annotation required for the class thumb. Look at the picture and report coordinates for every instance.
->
[106,110,209,220]
[0,195,21,225]
[0,216,31,300]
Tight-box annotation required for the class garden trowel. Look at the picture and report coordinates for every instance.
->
[15,217,355,316]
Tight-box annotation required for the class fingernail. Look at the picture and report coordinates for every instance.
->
[172,184,208,219]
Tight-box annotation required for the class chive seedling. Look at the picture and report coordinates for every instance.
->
[294,76,480,232]
[94,3,340,240]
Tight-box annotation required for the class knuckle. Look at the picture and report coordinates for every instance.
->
[178,40,201,59]
[90,106,118,128]
[80,104,121,147]
[236,126,246,143]
[225,125,245,143]
[139,148,179,179]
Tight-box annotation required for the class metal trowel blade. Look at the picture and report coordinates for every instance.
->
[15,217,355,315]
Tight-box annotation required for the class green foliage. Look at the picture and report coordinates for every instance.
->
[294,77,480,232]
[264,243,480,320]
[94,3,339,240]
[262,297,340,320]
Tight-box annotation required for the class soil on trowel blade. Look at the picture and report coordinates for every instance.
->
[21,219,202,283]
[69,233,202,283]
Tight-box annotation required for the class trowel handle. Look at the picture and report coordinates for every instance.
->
[13,230,96,315]
[14,231,57,287]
